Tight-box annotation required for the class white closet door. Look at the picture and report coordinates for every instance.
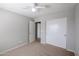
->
[46,18,67,48]
[29,20,35,43]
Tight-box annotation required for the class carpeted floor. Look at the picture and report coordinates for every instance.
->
[2,41,74,56]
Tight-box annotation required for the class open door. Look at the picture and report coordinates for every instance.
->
[46,18,67,48]
[29,20,35,43]
[35,22,41,42]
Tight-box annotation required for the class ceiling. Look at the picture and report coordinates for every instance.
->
[0,3,76,18]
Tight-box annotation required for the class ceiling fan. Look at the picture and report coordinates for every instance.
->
[24,3,50,12]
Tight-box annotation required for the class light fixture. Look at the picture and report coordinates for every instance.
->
[32,8,36,12]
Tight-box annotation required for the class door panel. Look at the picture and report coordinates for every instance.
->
[46,18,67,48]
[29,20,35,43]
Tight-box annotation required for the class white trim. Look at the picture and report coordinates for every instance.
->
[74,51,79,56]
[66,49,76,55]
[46,41,75,55]
[66,49,75,52]
[0,42,27,55]
[66,49,79,56]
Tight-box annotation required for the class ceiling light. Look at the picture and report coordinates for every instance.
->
[32,8,36,12]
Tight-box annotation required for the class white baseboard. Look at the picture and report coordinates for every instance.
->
[67,49,75,53]
[74,51,79,56]
[0,42,27,55]
[66,49,79,56]
[46,42,76,56]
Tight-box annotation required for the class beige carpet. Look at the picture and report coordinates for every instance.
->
[2,41,74,56]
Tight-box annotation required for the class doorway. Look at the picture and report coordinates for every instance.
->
[35,22,41,42]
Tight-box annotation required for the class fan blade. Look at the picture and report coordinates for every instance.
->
[35,5,50,9]
[23,6,32,9]
[35,6,45,8]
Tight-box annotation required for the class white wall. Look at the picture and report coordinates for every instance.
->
[0,9,32,52]
[75,4,79,55]
[35,9,75,51]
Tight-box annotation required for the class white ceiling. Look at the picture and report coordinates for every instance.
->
[0,3,76,18]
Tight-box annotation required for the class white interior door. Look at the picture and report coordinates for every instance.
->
[46,18,67,48]
[29,20,35,43]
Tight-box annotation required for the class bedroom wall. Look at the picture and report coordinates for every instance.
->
[75,4,79,55]
[35,8,75,52]
[0,8,32,53]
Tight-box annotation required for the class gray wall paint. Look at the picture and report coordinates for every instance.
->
[35,9,75,51]
[75,4,79,55]
[0,9,32,52]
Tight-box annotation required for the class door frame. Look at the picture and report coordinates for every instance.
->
[35,22,41,41]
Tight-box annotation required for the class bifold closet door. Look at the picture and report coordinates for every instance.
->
[29,20,35,43]
[46,18,67,48]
